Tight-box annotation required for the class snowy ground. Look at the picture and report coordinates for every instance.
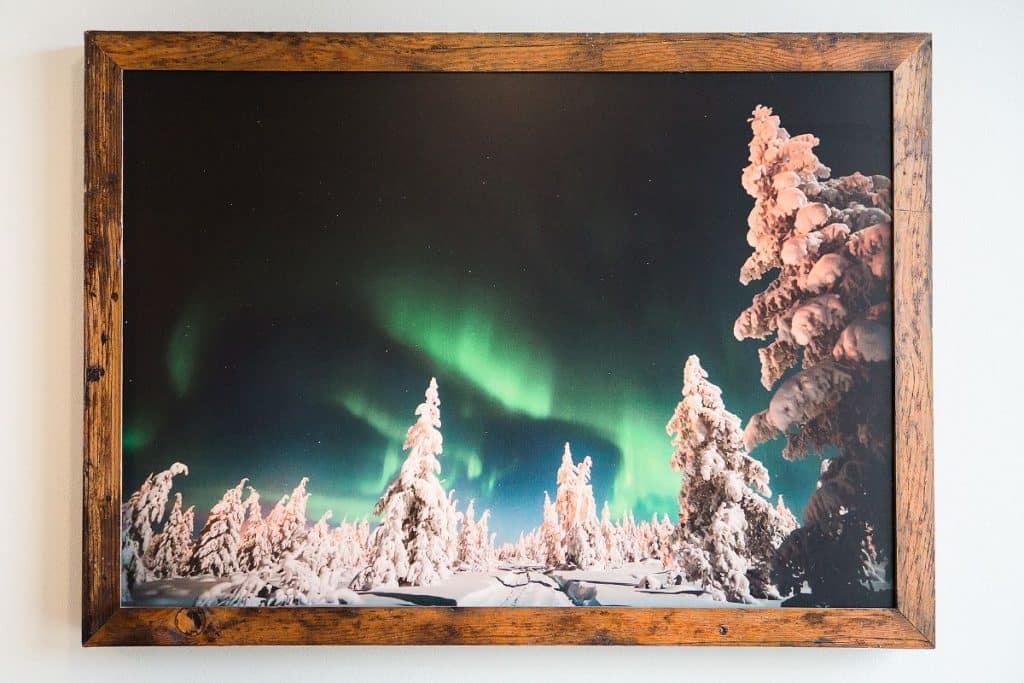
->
[127,561,781,608]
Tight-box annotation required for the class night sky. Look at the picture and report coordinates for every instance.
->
[123,71,891,541]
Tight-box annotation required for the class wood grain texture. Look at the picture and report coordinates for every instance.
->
[85,606,931,647]
[82,32,123,644]
[82,32,934,647]
[893,37,935,647]
[90,32,926,72]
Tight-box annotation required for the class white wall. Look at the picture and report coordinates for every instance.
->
[2,1,1020,680]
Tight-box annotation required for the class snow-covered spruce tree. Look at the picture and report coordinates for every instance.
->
[188,478,248,577]
[553,444,578,529]
[666,355,797,603]
[213,481,371,606]
[299,510,335,577]
[238,487,261,539]
[556,446,606,570]
[120,462,188,592]
[268,478,311,561]
[637,517,658,560]
[148,493,195,578]
[476,509,497,571]
[736,105,894,606]
[539,491,565,568]
[238,488,273,571]
[355,517,370,557]
[456,500,487,572]
[617,510,642,563]
[322,516,370,571]
[656,514,675,564]
[497,542,517,563]
[351,378,458,590]
[600,502,624,568]
[512,532,528,563]
[199,522,363,608]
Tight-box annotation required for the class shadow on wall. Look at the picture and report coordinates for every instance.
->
[27,47,84,648]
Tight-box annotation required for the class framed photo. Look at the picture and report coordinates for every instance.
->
[83,32,933,647]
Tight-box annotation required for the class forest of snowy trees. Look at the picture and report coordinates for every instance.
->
[121,106,892,608]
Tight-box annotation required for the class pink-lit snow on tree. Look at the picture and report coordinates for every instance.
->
[210,481,372,606]
[188,478,248,577]
[267,478,311,561]
[351,377,458,590]
[600,502,624,568]
[477,509,497,571]
[299,510,335,576]
[539,490,566,568]
[238,488,272,571]
[616,510,642,563]
[120,461,188,592]
[736,105,894,606]
[554,444,606,570]
[665,355,797,602]
[456,500,495,572]
[148,492,195,578]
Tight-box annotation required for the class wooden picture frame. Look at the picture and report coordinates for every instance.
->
[83,32,933,647]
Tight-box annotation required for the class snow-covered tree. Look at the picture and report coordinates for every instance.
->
[300,510,335,576]
[316,517,367,572]
[497,542,517,563]
[539,490,565,568]
[120,461,188,591]
[656,513,675,563]
[476,509,497,571]
[351,378,458,590]
[666,355,797,602]
[239,487,262,539]
[512,532,536,565]
[188,478,248,577]
[267,478,311,561]
[600,502,624,568]
[637,516,659,560]
[616,510,642,563]
[456,500,491,572]
[238,488,273,571]
[555,445,606,570]
[199,547,363,607]
[736,105,894,605]
[355,517,370,556]
[553,444,578,526]
[148,493,195,578]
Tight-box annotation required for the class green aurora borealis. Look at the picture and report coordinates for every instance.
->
[122,71,891,540]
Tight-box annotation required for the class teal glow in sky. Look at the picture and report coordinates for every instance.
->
[122,71,891,540]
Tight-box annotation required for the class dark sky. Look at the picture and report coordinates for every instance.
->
[123,71,891,541]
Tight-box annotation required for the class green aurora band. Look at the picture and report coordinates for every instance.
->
[334,389,489,497]
[166,299,205,398]
[364,274,679,519]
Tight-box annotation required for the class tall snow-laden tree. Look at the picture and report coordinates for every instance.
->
[120,461,188,592]
[351,378,458,590]
[456,500,489,572]
[148,493,195,578]
[656,514,675,563]
[736,105,894,606]
[617,510,642,563]
[268,478,311,561]
[300,510,335,577]
[188,478,248,577]
[239,487,262,539]
[556,445,606,570]
[475,508,497,571]
[238,488,273,571]
[666,355,797,603]
[637,516,659,560]
[539,490,565,568]
[600,502,624,568]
